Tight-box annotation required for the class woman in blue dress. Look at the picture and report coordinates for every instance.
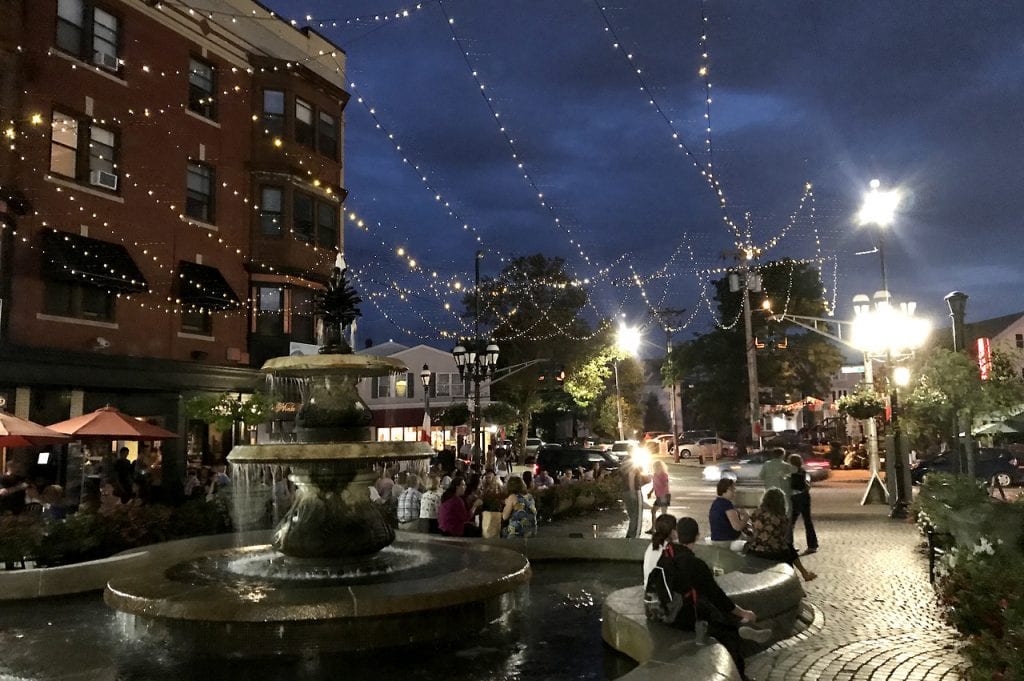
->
[501,475,537,538]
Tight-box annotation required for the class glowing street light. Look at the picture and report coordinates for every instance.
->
[857,178,901,228]
[613,324,641,440]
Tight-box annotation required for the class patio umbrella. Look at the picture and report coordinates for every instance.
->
[48,406,178,440]
[0,411,71,448]
[975,420,1023,436]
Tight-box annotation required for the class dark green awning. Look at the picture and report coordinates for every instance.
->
[41,230,148,293]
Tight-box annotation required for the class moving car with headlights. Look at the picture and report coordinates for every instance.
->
[911,448,1020,488]
[702,450,831,484]
[609,440,640,463]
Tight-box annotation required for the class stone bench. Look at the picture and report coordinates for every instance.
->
[601,543,804,680]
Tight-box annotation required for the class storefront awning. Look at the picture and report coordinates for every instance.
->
[41,229,148,293]
[371,407,432,429]
[177,261,241,311]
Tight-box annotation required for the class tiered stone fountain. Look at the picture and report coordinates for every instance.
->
[104,262,530,653]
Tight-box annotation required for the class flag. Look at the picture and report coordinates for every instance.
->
[421,410,431,443]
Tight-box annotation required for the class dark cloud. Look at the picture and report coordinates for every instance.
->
[273,0,1024,344]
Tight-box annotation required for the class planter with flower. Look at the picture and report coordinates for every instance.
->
[837,387,885,421]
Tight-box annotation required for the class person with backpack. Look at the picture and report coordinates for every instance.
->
[644,516,771,681]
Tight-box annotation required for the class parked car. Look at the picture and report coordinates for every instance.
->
[911,448,1021,487]
[609,440,640,463]
[521,437,546,463]
[702,450,831,484]
[535,447,619,478]
[678,437,736,460]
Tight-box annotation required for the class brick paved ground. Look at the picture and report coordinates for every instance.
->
[746,512,966,681]
[548,470,968,681]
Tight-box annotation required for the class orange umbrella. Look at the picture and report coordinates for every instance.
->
[0,411,71,448]
[48,406,178,441]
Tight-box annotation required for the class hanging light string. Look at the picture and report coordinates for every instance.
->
[436,0,597,272]
[344,78,494,252]
[755,182,815,252]
[152,0,430,31]
[590,0,743,244]
[697,0,715,169]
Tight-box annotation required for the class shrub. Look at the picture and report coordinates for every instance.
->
[532,476,620,522]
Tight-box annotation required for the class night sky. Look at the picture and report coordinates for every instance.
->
[264,0,1024,350]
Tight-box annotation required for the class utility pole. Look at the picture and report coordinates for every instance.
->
[653,307,686,459]
[731,256,762,450]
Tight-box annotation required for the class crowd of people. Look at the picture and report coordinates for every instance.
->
[368,462,538,539]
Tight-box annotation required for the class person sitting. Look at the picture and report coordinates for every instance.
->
[437,478,481,537]
[652,517,772,681]
[41,484,67,521]
[396,473,423,531]
[480,469,504,498]
[501,476,537,538]
[643,512,678,584]
[533,468,554,489]
[521,471,534,489]
[709,478,749,551]
[419,474,442,534]
[746,488,817,582]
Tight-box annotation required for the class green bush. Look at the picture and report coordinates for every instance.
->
[0,499,233,568]
[533,476,620,522]
[921,474,1024,680]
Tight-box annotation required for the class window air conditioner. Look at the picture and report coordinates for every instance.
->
[90,170,118,191]
[93,52,119,71]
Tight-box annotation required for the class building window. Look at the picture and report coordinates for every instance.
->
[293,193,314,242]
[295,98,315,148]
[49,110,118,190]
[186,162,214,222]
[44,280,116,322]
[1016,333,1023,348]
[259,186,283,235]
[318,111,338,160]
[188,57,216,119]
[394,373,415,399]
[372,376,392,399]
[181,309,212,335]
[50,111,79,178]
[291,288,315,343]
[56,0,119,71]
[262,90,285,137]
[317,202,338,249]
[255,286,283,335]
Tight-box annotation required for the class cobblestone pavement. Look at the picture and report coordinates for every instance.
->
[746,513,966,681]
[547,469,968,681]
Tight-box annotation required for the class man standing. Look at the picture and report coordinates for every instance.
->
[113,447,135,504]
[759,447,794,512]
[623,460,648,538]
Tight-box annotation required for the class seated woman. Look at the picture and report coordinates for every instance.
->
[437,478,482,537]
[746,488,817,582]
[708,478,749,551]
[501,476,537,538]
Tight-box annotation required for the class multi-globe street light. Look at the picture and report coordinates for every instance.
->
[452,341,499,462]
[850,292,931,517]
[613,323,642,441]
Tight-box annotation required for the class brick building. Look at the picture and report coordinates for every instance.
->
[0,0,349,487]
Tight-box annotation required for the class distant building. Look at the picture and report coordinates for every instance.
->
[355,343,494,449]
[0,1,349,482]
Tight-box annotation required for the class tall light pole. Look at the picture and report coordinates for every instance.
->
[420,363,432,447]
[452,251,499,466]
[614,323,641,441]
[944,291,972,477]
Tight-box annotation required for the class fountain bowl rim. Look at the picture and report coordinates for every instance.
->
[227,441,433,464]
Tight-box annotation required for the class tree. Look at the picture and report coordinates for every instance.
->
[437,402,470,428]
[642,393,671,432]
[662,259,841,440]
[464,254,593,450]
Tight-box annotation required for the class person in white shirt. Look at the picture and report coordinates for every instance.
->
[419,474,443,534]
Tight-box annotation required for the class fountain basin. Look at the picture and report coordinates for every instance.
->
[104,535,530,653]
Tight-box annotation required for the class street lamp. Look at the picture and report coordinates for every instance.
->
[944,291,970,476]
[857,178,901,296]
[452,340,499,463]
[420,364,432,447]
[851,292,931,517]
[614,324,641,441]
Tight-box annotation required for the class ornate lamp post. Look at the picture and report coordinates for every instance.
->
[851,292,931,518]
[452,341,499,463]
[420,364,432,447]
[944,291,971,476]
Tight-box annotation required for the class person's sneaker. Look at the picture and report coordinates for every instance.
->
[738,626,772,643]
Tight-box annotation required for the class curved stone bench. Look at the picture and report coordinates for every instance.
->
[601,543,804,681]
